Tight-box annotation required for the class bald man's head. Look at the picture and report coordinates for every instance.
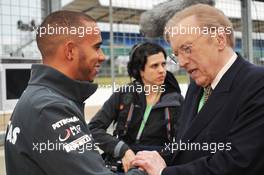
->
[36,10,97,59]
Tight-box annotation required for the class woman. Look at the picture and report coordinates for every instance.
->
[89,42,183,172]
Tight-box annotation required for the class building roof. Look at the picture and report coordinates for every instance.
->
[62,0,264,33]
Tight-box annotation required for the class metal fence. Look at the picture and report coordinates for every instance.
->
[62,0,264,77]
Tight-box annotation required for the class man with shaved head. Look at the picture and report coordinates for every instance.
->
[36,11,104,81]
[5,11,115,175]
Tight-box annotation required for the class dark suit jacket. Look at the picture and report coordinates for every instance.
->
[163,55,264,175]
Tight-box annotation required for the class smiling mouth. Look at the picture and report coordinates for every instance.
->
[95,65,101,73]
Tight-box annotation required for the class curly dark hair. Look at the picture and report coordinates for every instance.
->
[127,42,167,81]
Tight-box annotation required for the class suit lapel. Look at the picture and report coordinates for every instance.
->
[181,55,246,142]
[176,83,202,140]
[182,91,228,141]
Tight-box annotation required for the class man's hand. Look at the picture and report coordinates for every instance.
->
[122,149,136,172]
[132,151,166,175]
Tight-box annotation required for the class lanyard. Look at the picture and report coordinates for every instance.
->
[124,103,134,135]
[136,90,161,142]
[136,104,153,141]
[165,107,171,141]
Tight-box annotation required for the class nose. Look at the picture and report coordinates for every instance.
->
[158,64,166,74]
[178,54,189,68]
[97,49,106,63]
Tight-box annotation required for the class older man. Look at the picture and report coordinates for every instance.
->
[132,4,264,175]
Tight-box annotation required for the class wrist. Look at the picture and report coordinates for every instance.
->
[117,141,130,158]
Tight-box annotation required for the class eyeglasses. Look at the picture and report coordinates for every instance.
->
[168,53,178,65]
[169,34,204,63]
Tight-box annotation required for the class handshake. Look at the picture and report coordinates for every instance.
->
[126,168,148,175]
[106,149,166,175]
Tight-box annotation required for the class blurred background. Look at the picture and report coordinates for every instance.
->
[0,0,264,174]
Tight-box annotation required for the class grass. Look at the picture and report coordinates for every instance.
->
[94,74,189,85]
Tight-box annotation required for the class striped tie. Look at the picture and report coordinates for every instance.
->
[204,86,212,104]
[198,86,213,112]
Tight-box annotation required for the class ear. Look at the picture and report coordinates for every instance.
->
[216,31,227,51]
[139,70,144,79]
[64,41,76,61]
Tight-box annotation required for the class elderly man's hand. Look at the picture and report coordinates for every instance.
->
[132,151,166,175]
[122,149,136,172]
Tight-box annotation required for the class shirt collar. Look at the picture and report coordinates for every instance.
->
[29,64,98,103]
[211,52,237,89]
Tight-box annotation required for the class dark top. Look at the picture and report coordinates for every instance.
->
[5,64,114,175]
[163,55,264,175]
[89,71,183,160]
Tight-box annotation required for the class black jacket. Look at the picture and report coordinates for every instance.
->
[88,71,183,159]
[162,55,264,175]
[5,64,114,175]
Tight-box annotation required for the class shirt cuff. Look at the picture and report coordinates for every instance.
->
[159,168,165,175]
[113,140,129,158]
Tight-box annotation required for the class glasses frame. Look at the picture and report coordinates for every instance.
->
[169,34,204,64]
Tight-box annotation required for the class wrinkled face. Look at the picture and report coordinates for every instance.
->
[140,52,167,86]
[168,16,222,87]
[75,22,105,81]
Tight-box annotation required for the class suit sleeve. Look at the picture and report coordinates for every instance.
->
[88,92,130,158]
[32,102,115,175]
[162,77,264,175]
